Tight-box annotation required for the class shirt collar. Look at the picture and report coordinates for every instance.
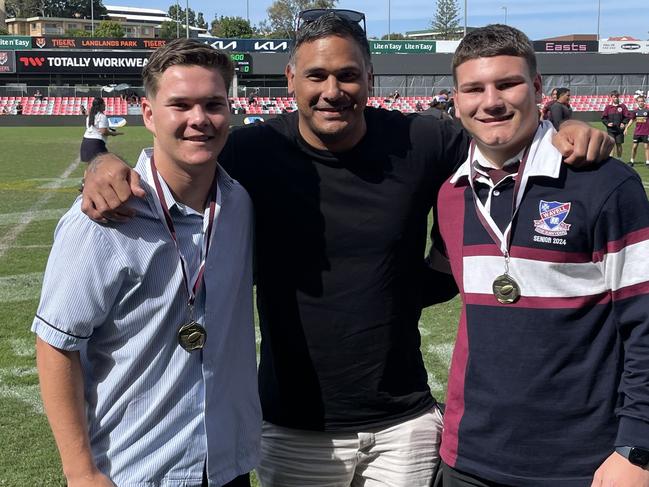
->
[135,148,236,212]
[450,121,562,185]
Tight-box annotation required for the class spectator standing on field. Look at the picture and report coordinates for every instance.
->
[602,90,632,161]
[79,97,122,163]
[549,87,572,130]
[626,94,649,167]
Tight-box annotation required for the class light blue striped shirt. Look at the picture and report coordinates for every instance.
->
[32,149,261,487]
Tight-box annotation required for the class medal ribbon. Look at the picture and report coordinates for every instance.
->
[467,128,538,261]
[147,156,219,311]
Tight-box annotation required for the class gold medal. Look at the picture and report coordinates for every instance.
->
[492,274,521,304]
[178,321,207,351]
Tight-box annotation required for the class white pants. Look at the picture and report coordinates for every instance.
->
[256,406,444,487]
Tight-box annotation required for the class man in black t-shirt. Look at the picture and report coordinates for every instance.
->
[549,87,572,130]
[80,12,612,487]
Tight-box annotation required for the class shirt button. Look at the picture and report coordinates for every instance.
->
[493,190,500,196]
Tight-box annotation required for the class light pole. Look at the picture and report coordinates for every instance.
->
[501,5,507,25]
[463,0,467,37]
[90,0,94,36]
[596,0,601,40]
[185,0,189,38]
[176,0,180,38]
[247,0,250,23]
[388,0,391,40]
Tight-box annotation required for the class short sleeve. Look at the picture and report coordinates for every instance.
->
[31,203,127,351]
[95,113,109,129]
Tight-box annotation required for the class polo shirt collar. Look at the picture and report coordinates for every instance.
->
[450,121,562,185]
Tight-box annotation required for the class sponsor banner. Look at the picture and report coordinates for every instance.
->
[201,38,291,53]
[0,51,17,73]
[435,40,460,53]
[32,37,168,50]
[599,41,649,54]
[0,36,32,51]
[369,40,436,54]
[533,40,599,53]
[15,50,150,74]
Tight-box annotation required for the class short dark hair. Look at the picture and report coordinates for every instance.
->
[143,38,234,98]
[288,12,372,69]
[556,87,570,98]
[610,90,620,97]
[452,24,536,84]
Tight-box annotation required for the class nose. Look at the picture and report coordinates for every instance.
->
[322,75,343,101]
[483,85,505,112]
[188,104,209,127]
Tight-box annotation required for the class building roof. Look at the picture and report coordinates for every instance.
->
[105,5,168,16]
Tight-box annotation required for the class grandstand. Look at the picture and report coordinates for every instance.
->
[0,95,129,115]
[1,94,639,116]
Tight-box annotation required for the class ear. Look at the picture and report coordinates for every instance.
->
[452,87,462,118]
[533,74,543,104]
[285,64,295,96]
[141,96,156,137]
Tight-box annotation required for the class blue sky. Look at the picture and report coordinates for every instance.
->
[106,0,649,40]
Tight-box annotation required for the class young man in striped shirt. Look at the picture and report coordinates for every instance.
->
[437,24,649,487]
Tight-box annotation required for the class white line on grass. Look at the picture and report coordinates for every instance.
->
[0,273,43,303]
[0,158,81,260]
[0,366,42,414]
[0,208,68,226]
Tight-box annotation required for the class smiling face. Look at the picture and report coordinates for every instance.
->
[286,34,372,152]
[454,55,542,166]
[142,64,230,174]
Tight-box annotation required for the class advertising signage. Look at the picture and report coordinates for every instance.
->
[533,40,599,53]
[202,38,291,53]
[599,41,649,54]
[0,36,32,51]
[369,40,437,54]
[32,37,168,50]
[0,51,17,74]
[15,50,151,74]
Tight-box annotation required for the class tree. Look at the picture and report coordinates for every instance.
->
[94,20,124,38]
[211,16,254,38]
[6,0,106,19]
[0,27,9,35]
[196,12,207,30]
[159,20,181,39]
[430,0,461,40]
[264,0,337,39]
[167,4,204,28]
[381,33,405,40]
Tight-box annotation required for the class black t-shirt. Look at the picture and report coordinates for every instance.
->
[220,107,469,431]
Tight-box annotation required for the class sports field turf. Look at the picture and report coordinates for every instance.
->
[0,124,647,485]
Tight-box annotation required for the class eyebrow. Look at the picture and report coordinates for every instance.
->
[458,75,527,90]
[166,95,227,103]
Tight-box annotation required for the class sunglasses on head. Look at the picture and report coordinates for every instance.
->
[297,9,367,33]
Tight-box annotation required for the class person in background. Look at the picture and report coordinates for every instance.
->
[549,87,572,130]
[79,97,122,163]
[79,105,87,116]
[602,90,632,161]
[625,94,649,167]
[540,87,557,120]
[15,101,23,115]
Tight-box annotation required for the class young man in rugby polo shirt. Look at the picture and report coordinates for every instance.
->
[437,24,649,487]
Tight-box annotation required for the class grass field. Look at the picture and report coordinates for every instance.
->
[0,124,647,485]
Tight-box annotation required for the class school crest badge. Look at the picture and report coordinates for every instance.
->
[0,52,7,65]
[534,200,571,236]
[35,38,46,49]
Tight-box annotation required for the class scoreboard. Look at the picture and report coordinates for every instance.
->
[230,53,253,74]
